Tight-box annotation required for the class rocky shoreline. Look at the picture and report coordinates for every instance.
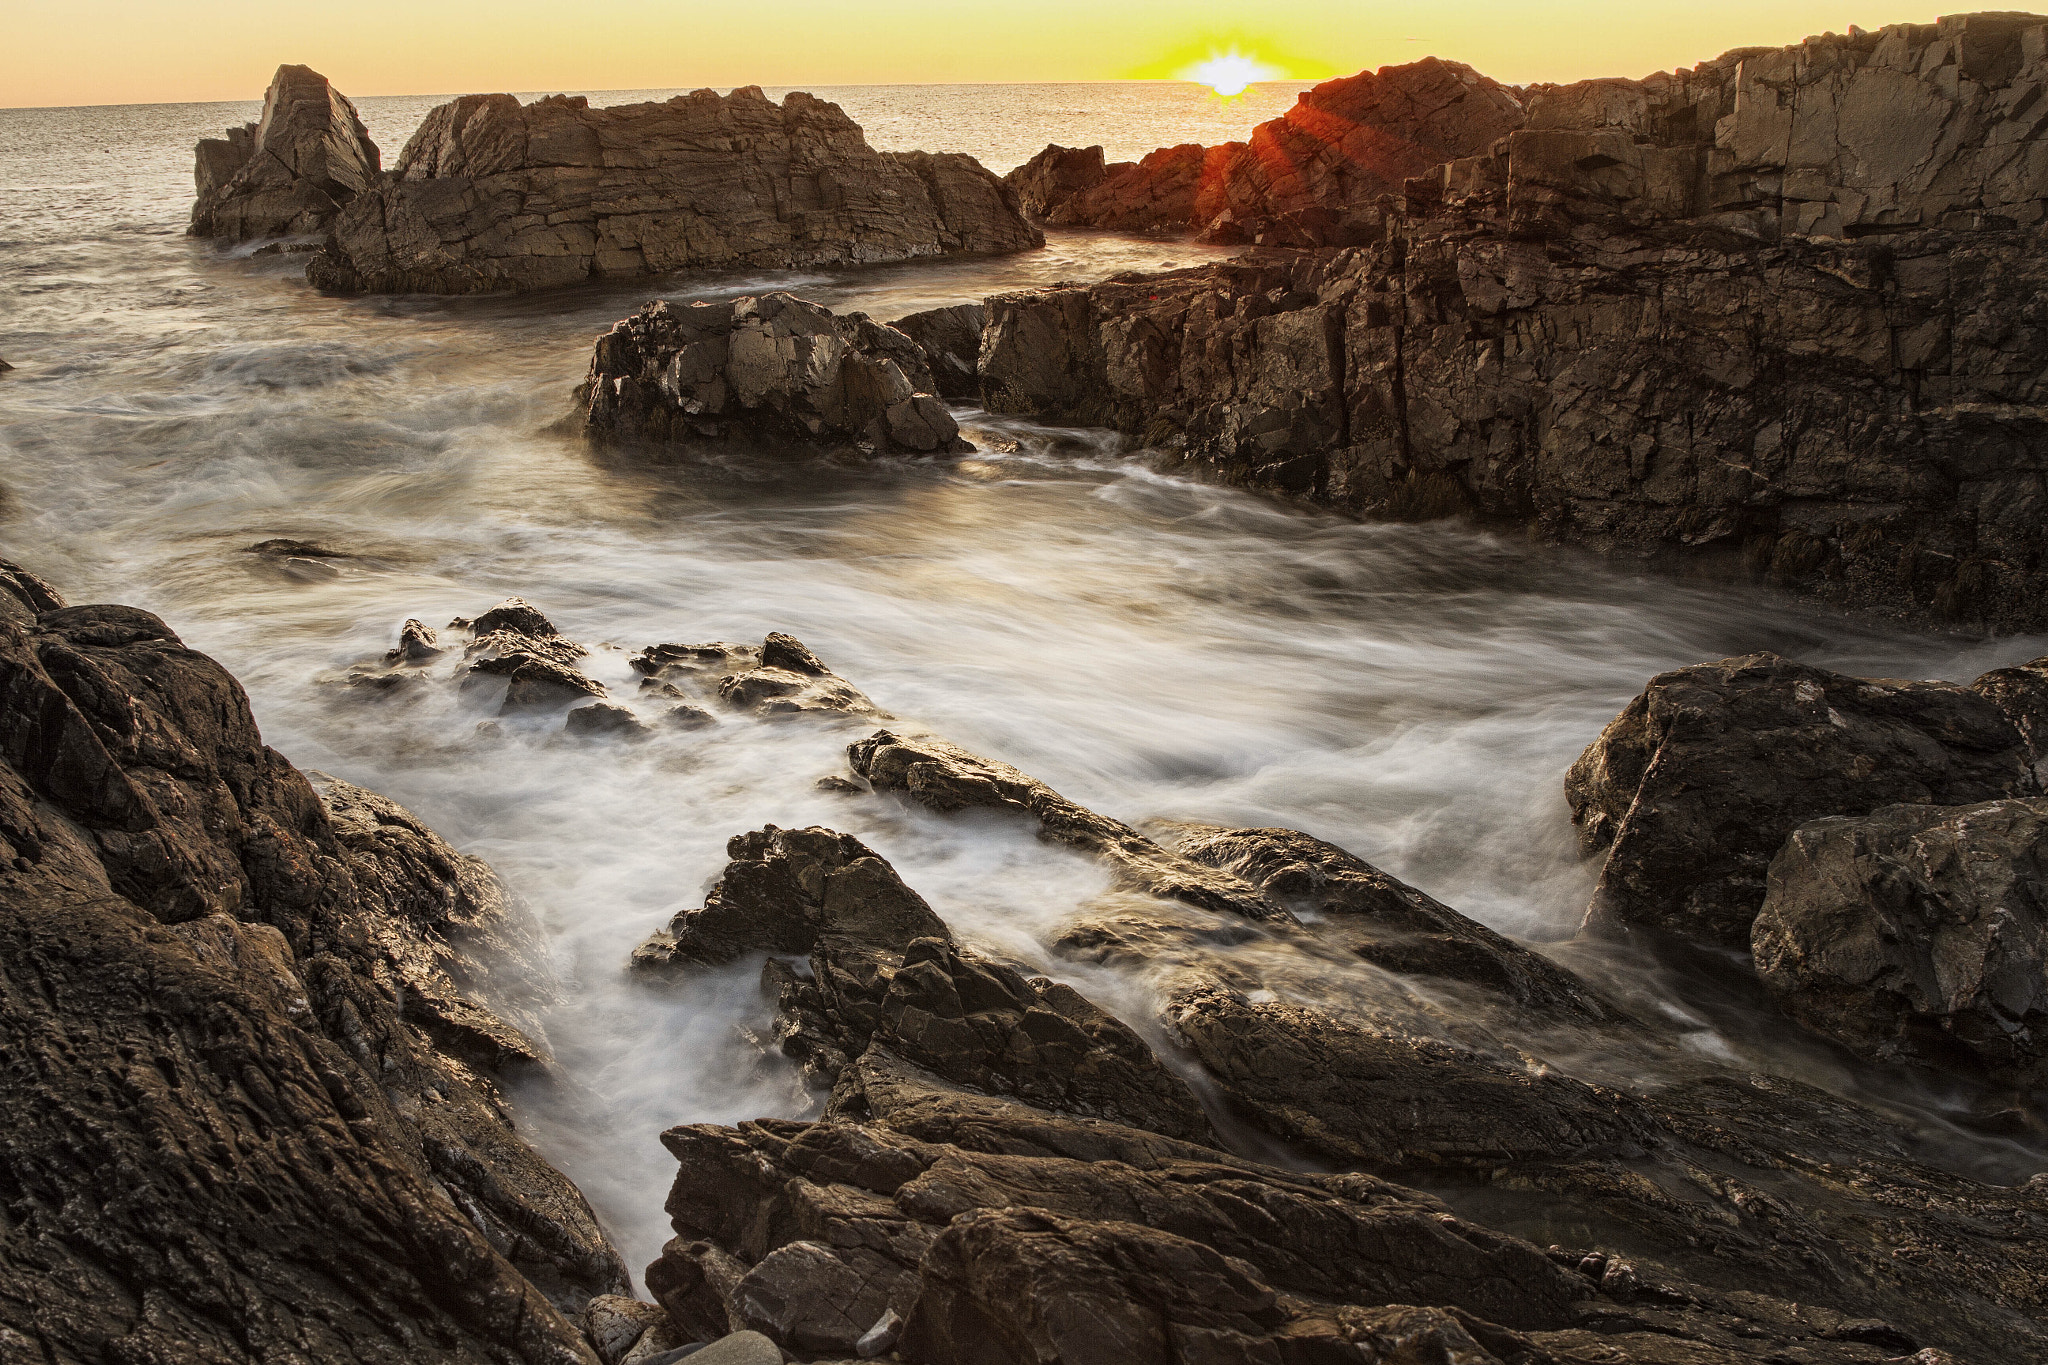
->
[8,551,2048,1363]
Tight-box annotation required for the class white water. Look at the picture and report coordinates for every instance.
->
[4,84,2043,1279]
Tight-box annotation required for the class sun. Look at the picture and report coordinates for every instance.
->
[1182,47,1282,99]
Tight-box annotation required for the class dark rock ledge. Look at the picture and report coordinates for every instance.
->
[0,560,625,1362]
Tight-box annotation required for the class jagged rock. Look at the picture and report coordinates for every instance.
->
[884,303,986,400]
[647,1103,1934,1365]
[457,600,605,712]
[1003,144,1118,218]
[631,824,1216,1144]
[473,596,564,638]
[1975,654,2048,767]
[386,617,443,663]
[979,18,2048,629]
[306,87,1041,295]
[0,577,625,1360]
[1754,797,2048,1078]
[1568,652,2036,947]
[1005,59,1524,240]
[664,702,718,730]
[190,64,380,240]
[565,702,651,740]
[849,729,1293,922]
[0,558,64,625]
[586,1294,674,1365]
[583,293,966,454]
[627,631,878,719]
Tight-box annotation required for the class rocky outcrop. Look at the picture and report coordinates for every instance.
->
[631,824,1216,1145]
[978,16,2048,628]
[307,87,1041,295]
[886,303,987,400]
[1567,652,2037,948]
[1754,796,2048,1079]
[582,293,965,454]
[1004,58,1526,240]
[1974,652,2048,768]
[0,564,625,1362]
[190,64,380,240]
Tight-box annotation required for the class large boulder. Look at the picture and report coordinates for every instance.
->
[306,87,1041,295]
[885,302,987,400]
[1568,652,2036,947]
[0,569,625,1360]
[1754,797,2048,1079]
[583,293,965,454]
[1002,143,1119,218]
[190,64,381,240]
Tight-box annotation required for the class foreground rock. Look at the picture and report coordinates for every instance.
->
[1755,796,2048,1080]
[190,64,380,240]
[0,563,624,1360]
[1568,652,2037,948]
[1006,58,1525,241]
[823,724,2048,1361]
[980,16,2048,629]
[583,293,964,454]
[307,87,1041,295]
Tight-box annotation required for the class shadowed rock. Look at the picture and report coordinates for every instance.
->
[1755,796,2048,1079]
[1569,652,2037,948]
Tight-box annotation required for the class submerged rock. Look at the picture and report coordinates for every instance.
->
[1754,797,2048,1079]
[0,569,625,1360]
[583,293,966,454]
[307,87,1041,295]
[1568,652,2036,948]
[633,631,880,718]
[190,64,380,240]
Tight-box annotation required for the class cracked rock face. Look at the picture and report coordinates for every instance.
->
[305,86,1041,295]
[1568,651,2037,948]
[978,18,2048,629]
[0,563,624,1362]
[1755,796,2048,1079]
[189,64,381,241]
[584,293,966,455]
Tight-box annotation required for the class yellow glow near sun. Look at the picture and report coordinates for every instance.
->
[1182,47,1282,98]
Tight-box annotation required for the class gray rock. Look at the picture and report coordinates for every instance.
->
[1567,652,2035,948]
[1754,797,2048,1079]
[583,293,966,455]
[307,87,1041,295]
[1975,654,2048,769]
[883,303,985,400]
[586,1293,671,1364]
[565,702,650,740]
[385,618,443,664]
[190,65,380,240]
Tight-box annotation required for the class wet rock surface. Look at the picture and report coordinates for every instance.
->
[978,17,2048,629]
[1568,652,2037,948]
[584,293,966,455]
[0,566,625,1362]
[635,630,882,719]
[306,86,1040,295]
[1755,796,2048,1079]
[190,64,380,241]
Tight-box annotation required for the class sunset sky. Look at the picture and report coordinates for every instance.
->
[6,2,1955,108]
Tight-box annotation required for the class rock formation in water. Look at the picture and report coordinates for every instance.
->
[582,292,966,453]
[1006,57,1527,240]
[190,64,381,240]
[0,561,626,1362]
[978,14,2048,629]
[304,87,1042,295]
[617,717,2048,1362]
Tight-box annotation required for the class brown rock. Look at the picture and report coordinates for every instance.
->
[308,87,1041,295]
[190,64,380,240]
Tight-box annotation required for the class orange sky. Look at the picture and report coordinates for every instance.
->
[3,2,1961,108]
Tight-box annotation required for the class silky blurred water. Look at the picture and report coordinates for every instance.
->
[3,83,2043,1280]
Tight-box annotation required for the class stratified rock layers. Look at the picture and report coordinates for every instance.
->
[190,64,381,240]
[979,15,2048,628]
[308,87,1042,294]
